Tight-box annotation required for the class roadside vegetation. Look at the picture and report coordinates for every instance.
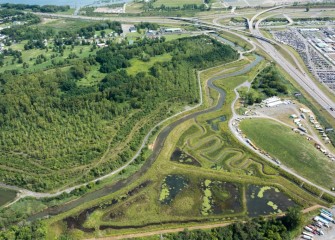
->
[40,54,328,240]
[1,6,334,240]
[161,208,302,240]
[240,118,335,188]
[0,34,237,191]
[238,64,292,105]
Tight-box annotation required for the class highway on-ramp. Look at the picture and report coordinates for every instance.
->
[249,7,335,119]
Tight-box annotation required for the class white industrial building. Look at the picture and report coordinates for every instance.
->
[262,96,283,107]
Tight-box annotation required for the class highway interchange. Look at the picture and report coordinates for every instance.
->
[249,7,335,118]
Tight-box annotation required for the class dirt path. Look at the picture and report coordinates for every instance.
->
[2,69,206,206]
[302,204,323,214]
[86,222,231,240]
[87,205,323,240]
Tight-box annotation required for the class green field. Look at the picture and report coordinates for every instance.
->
[240,118,335,188]
[127,53,172,75]
[153,0,203,7]
[38,19,93,33]
[2,9,335,238]
[40,55,329,240]
[125,2,144,13]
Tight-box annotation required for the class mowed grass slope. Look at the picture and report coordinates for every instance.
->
[153,0,203,7]
[240,118,335,188]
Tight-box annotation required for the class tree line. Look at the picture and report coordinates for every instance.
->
[164,207,302,240]
[240,65,289,105]
[0,35,238,191]
[0,3,70,13]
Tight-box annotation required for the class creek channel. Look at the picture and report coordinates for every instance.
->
[28,55,263,221]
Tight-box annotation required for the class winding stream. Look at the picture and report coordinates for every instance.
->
[28,55,263,221]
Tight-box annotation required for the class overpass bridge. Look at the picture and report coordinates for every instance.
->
[169,16,278,45]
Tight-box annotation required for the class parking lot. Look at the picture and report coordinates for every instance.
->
[273,28,335,92]
[299,208,335,240]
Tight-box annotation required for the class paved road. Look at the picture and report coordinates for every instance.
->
[250,8,335,119]
[4,6,335,207]
[228,81,335,197]
[27,55,262,221]
[34,12,182,24]
[3,57,206,205]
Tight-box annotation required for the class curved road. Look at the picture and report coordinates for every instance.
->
[3,59,206,204]
[5,5,335,213]
[250,7,335,118]
[229,81,335,197]
[27,55,263,221]
[0,25,256,206]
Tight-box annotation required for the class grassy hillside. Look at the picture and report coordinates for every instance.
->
[153,0,203,8]
[240,118,335,188]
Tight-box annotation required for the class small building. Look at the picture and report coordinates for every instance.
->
[97,43,108,48]
[129,26,137,33]
[163,28,182,33]
[300,108,311,113]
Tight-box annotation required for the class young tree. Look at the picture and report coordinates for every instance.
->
[306,3,310,12]
[283,206,302,230]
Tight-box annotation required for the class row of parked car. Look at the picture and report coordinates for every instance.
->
[301,209,334,239]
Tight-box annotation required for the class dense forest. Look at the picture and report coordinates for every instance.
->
[241,65,289,105]
[142,1,207,12]
[0,221,46,240]
[0,36,238,191]
[0,9,40,25]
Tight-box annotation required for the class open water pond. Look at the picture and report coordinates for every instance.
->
[246,185,296,217]
[0,188,17,207]
[201,180,242,216]
[170,148,201,167]
[159,175,188,204]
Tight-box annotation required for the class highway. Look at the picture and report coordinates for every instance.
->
[3,6,335,208]
[249,7,335,118]
[34,12,183,24]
